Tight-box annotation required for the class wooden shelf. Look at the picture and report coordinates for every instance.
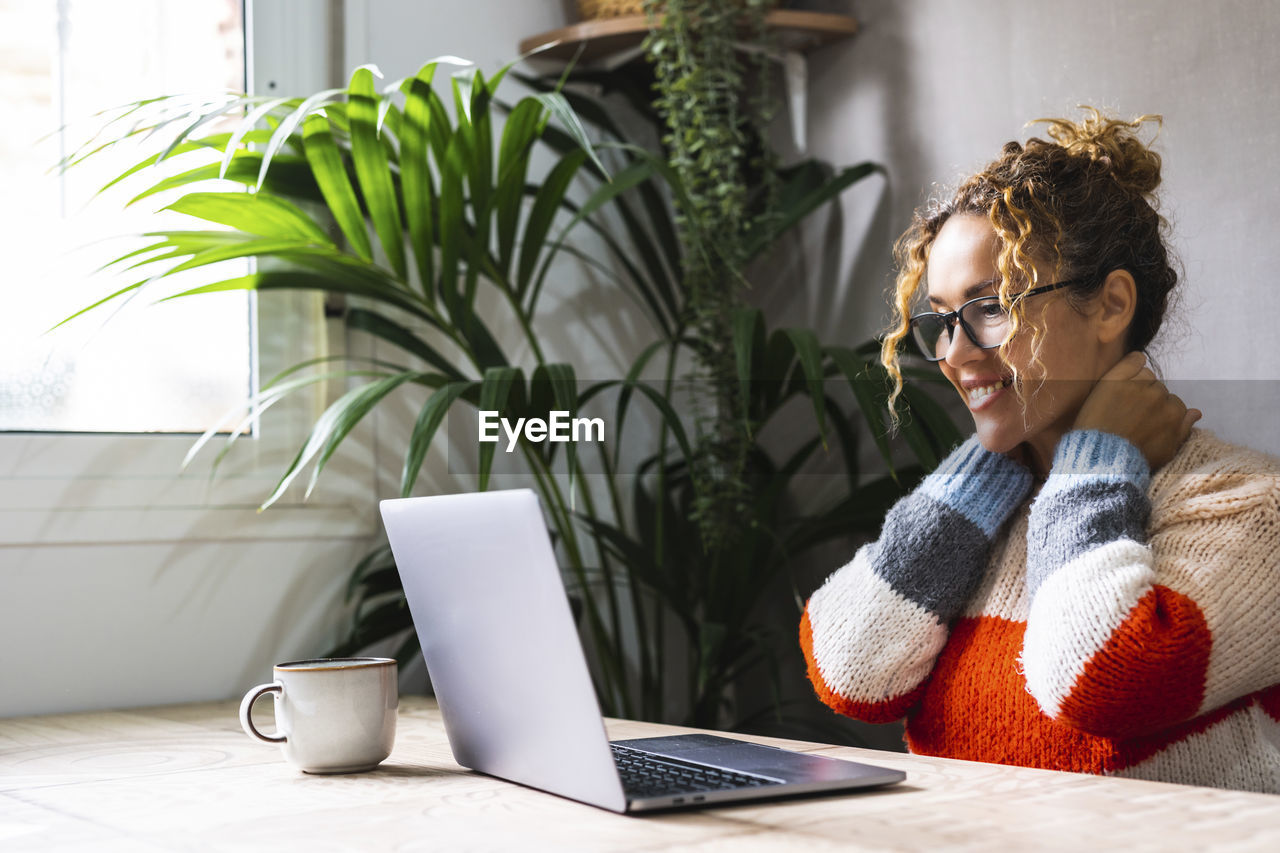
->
[519,10,857,64]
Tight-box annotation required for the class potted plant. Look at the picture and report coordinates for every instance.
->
[63,46,955,731]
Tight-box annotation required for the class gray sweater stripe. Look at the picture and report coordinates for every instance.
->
[1026,479,1151,598]
[871,491,994,623]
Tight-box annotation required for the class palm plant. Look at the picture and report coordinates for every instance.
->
[63,56,958,729]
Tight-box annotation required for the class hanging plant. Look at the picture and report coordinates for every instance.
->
[642,0,779,557]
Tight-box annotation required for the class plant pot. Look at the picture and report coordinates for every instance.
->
[577,0,645,18]
[576,1,775,20]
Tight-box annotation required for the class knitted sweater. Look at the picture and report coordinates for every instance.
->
[801,427,1280,793]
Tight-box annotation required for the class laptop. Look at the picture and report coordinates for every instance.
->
[380,488,905,813]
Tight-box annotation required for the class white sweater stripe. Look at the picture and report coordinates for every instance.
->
[807,546,950,705]
[1021,539,1154,716]
[1112,704,1280,791]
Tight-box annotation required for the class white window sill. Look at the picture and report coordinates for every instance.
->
[0,503,374,546]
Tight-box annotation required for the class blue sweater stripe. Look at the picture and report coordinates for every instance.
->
[917,436,1036,538]
[1036,430,1151,500]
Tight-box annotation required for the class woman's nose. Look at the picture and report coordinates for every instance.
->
[942,324,984,368]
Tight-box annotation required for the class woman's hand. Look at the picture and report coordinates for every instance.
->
[1071,351,1202,471]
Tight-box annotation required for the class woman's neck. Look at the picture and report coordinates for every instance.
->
[1025,418,1077,481]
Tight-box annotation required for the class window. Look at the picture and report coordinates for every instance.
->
[0,0,252,432]
[0,0,376,545]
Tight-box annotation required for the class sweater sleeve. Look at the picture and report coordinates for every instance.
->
[801,435,1032,723]
[1021,429,1280,740]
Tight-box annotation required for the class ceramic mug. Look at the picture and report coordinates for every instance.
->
[239,657,398,773]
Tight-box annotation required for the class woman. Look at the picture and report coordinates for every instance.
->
[800,107,1280,793]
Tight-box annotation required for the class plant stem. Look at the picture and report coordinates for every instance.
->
[522,442,633,718]
[569,451,629,711]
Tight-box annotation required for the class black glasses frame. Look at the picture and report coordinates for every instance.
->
[908,277,1088,362]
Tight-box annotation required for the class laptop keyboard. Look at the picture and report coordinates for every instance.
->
[610,743,782,799]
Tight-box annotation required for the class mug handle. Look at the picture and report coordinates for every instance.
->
[239,682,286,744]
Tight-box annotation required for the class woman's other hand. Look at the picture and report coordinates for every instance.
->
[1071,351,1202,471]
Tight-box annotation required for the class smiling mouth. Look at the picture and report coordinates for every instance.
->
[966,377,1012,408]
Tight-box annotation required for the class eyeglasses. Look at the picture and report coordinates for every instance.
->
[908,278,1086,362]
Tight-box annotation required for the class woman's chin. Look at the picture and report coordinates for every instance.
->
[971,421,1024,456]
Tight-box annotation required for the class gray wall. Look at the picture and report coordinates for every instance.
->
[774,0,1280,456]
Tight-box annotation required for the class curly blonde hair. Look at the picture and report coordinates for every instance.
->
[881,107,1178,425]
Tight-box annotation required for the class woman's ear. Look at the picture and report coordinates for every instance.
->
[1094,269,1137,344]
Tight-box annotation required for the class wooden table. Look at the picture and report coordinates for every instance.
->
[2,697,1277,851]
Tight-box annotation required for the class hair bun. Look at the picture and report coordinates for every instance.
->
[1030,106,1163,196]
